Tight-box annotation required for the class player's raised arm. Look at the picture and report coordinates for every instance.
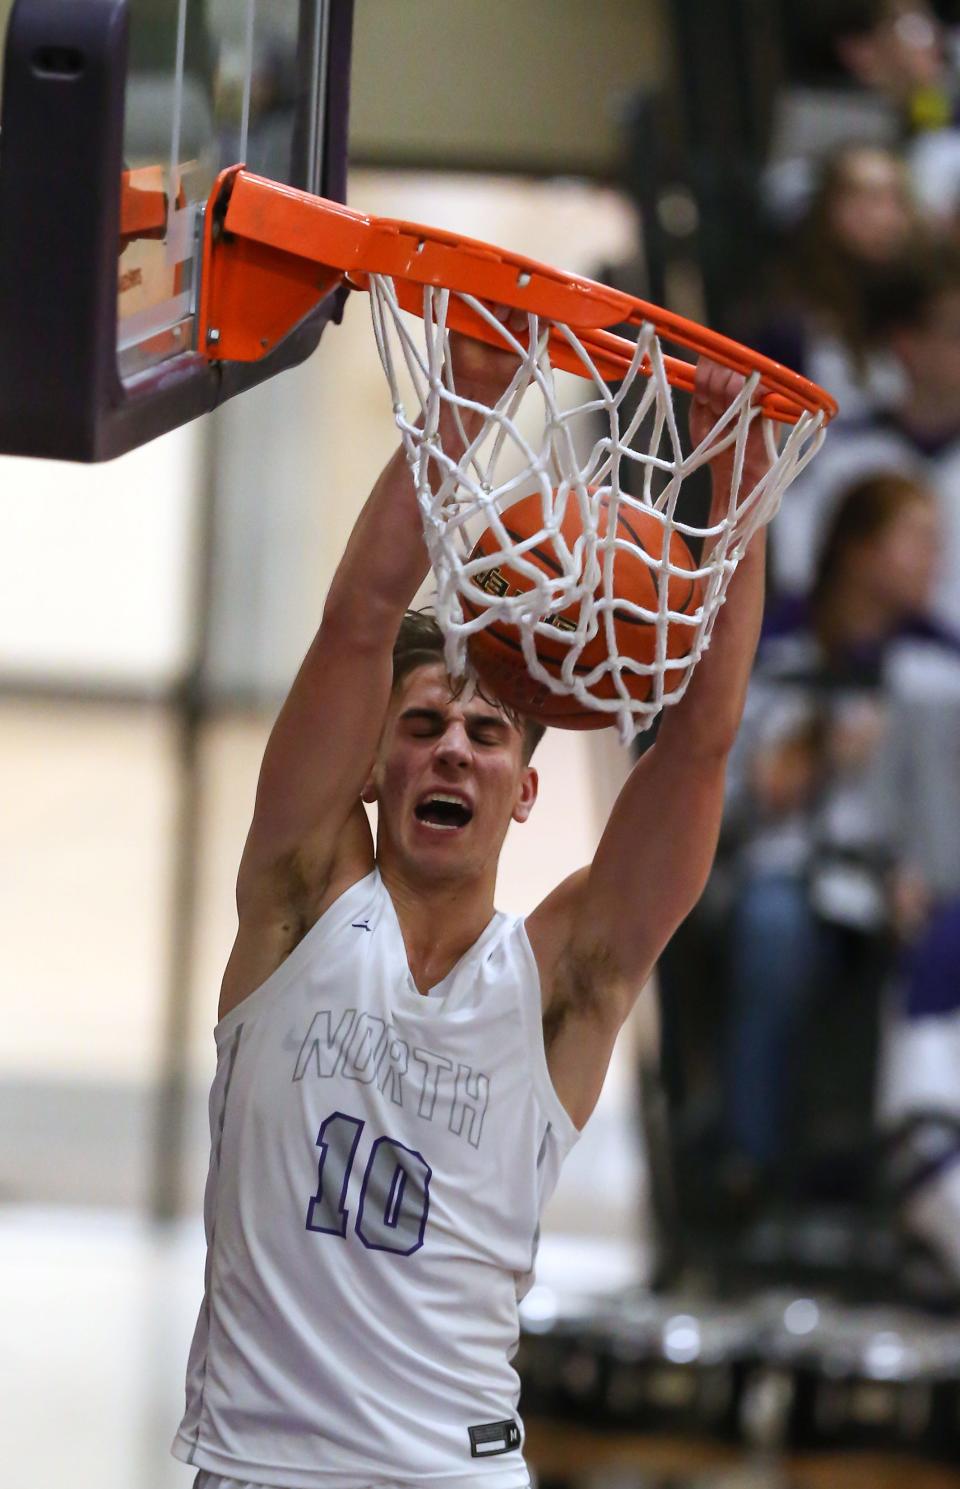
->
[527,361,771,1127]
[224,324,521,1001]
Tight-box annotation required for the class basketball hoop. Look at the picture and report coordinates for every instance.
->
[198,170,838,742]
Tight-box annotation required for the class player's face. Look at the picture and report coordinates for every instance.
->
[366,664,538,884]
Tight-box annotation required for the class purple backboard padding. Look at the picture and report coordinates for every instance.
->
[0,0,354,463]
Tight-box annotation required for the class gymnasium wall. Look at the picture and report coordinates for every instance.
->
[349,0,668,176]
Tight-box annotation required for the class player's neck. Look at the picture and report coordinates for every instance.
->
[378,857,497,995]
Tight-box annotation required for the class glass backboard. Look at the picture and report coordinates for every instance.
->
[0,0,352,461]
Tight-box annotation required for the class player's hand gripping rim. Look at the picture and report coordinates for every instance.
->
[691,357,772,525]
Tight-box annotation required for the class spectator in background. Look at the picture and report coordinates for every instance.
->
[876,638,960,1292]
[772,241,960,631]
[766,0,958,228]
[751,143,920,422]
[720,472,953,1195]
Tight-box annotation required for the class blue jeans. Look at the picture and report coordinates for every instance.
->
[724,872,824,1169]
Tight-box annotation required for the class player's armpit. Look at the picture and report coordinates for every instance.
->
[528,756,721,1128]
[525,867,589,1010]
[526,734,727,1120]
[540,935,638,1130]
[236,793,374,919]
[527,869,639,1129]
[224,803,375,1019]
[528,831,691,1129]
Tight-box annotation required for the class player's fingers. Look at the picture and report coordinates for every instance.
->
[692,355,715,404]
[694,357,732,410]
[710,363,734,412]
[718,365,747,406]
[491,303,526,332]
[695,358,747,413]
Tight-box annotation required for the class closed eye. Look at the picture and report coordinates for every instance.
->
[401,708,444,738]
[399,705,510,747]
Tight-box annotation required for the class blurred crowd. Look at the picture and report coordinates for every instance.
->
[669,0,960,1302]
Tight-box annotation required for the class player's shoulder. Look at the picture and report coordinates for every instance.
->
[220,811,377,1021]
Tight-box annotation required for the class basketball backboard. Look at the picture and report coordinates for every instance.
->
[0,0,353,462]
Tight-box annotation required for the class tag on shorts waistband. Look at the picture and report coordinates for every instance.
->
[468,1418,522,1457]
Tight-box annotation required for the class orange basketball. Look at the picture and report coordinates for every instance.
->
[464,491,704,729]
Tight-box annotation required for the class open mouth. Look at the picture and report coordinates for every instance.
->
[414,794,474,831]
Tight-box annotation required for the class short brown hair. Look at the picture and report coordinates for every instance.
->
[392,610,545,763]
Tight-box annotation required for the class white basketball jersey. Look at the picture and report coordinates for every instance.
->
[172,869,579,1489]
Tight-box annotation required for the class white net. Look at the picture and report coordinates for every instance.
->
[368,275,828,744]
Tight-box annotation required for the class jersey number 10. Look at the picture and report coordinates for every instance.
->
[306,1109,433,1256]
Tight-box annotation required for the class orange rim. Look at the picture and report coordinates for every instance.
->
[202,169,837,428]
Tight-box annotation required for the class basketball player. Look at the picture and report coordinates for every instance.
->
[173,326,771,1489]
